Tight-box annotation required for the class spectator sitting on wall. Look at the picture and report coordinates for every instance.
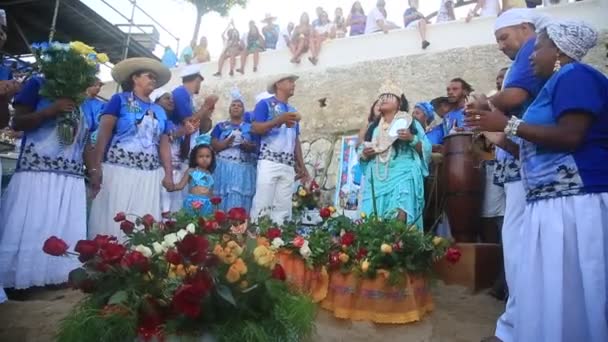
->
[503,0,529,11]
[180,41,195,65]
[404,0,431,49]
[277,22,294,51]
[347,1,367,36]
[333,7,348,38]
[466,0,501,22]
[261,13,280,50]
[238,20,265,74]
[437,0,456,23]
[365,0,399,34]
[290,12,312,64]
[193,36,211,63]
[312,7,325,27]
[213,20,243,77]
[162,46,178,68]
[309,11,334,66]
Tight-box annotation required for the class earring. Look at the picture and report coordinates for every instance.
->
[553,58,561,73]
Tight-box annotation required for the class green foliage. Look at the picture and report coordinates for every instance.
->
[184,0,248,43]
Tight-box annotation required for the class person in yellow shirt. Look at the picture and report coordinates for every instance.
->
[193,36,210,63]
[502,0,527,11]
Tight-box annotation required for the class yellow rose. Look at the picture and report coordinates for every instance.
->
[70,41,94,55]
[432,236,444,246]
[226,241,243,257]
[360,212,367,219]
[339,253,349,264]
[213,244,225,257]
[298,189,307,197]
[168,264,197,278]
[96,53,109,64]
[257,237,270,247]
[232,258,248,275]
[292,201,300,208]
[361,259,370,273]
[329,206,336,213]
[223,252,237,265]
[253,245,275,268]
[381,243,393,254]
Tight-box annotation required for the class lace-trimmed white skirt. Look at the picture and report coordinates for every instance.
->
[0,171,86,289]
[88,163,163,241]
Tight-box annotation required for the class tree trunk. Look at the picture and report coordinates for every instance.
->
[191,8,203,46]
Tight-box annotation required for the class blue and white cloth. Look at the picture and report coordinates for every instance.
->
[211,120,256,212]
[0,77,87,289]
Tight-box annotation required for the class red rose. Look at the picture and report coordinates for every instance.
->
[271,264,287,281]
[328,252,341,270]
[142,214,155,230]
[310,180,320,191]
[186,271,213,294]
[203,220,219,233]
[214,210,227,224]
[93,235,117,249]
[210,197,222,205]
[165,249,182,265]
[113,212,127,222]
[100,243,127,264]
[191,200,203,210]
[74,240,98,262]
[446,247,462,264]
[165,220,177,230]
[356,247,368,260]
[43,236,69,256]
[266,227,282,240]
[319,207,331,219]
[95,261,110,273]
[171,284,204,318]
[292,236,306,248]
[340,232,356,246]
[121,251,150,272]
[176,234,209,264]
[139,298,165,331]
[120,220,136,235]
[227,207,248,222]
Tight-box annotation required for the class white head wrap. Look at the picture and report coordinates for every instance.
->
[230,85,244,104]
[546,21,598,61]
[150,88,169,103]
[494,8,551,33]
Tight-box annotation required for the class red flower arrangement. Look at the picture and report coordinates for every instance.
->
[43,236,69,256]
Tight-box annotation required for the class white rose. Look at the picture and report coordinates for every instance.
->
[134,245,153,258]
[177,229,188,240]
[185,223,196,234]
[271,238,285,250]
[163,233,178,248]
[300,244,312,259]
[152,242,165,255]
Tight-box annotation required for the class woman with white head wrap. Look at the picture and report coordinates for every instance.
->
[467,21,608,342]
[209,87,257,213]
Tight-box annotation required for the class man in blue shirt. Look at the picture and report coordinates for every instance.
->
[443,77,473,135]
[82,77,106,144]
[475,9,549,342]
[250,74,309,224]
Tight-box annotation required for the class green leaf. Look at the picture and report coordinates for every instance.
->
[216,284,236,306]
[107,290,128,305]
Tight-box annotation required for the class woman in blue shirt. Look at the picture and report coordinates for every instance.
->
[466,21,608,342]
[88,58,173,241]
[0,76,93,289]
[211,97,257,213]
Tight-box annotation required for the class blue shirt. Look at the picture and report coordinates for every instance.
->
[211,120,256,164]
[442,108,467,135]
[520,63,608,202]
[426,124,444,145]
[0,65,12,81]
[82,97,106,144]
[494,37,545,185]
[102,92,170,170]
[13,77,90,177]
[161,49,178,68]
[252,96,300,166]
[172,85,194,123]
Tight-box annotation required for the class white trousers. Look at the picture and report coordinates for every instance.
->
[250,160,295,225]
[495,181,525,342]
[514,193,608,342]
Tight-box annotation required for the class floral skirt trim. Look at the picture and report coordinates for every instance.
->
[105,145,160,170]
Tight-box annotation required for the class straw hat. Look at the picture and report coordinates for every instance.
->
[262,13,277,23]
[111,57,171,88]
[267,74,299,94]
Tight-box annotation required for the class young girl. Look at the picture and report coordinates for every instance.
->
[173,143,216,217]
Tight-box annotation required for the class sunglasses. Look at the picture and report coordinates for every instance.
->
[141,72,158,81]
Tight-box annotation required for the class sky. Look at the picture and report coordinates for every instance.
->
[82,0,474,81]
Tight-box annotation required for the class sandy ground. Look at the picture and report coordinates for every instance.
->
[0,283,503,342]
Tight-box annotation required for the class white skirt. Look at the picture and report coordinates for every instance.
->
[0,171,86,289]
[88,163,163,241]
[515,193,608,342]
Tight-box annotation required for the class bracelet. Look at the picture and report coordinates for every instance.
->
[504,116,523,137]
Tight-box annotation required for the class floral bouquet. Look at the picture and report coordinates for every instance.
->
[292,180,321,214]
[42,203,315,341]
[31,41,108,145]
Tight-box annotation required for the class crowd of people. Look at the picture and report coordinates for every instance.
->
[0,3,606,342]
[162,0,586,75]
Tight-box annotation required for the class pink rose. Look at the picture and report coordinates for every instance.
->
[292,236,306,248]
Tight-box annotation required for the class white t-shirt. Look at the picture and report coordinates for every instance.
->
[437,0,454,23]
[276,27,292,50]
[364,7,386,34]
[480,0,500,17]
